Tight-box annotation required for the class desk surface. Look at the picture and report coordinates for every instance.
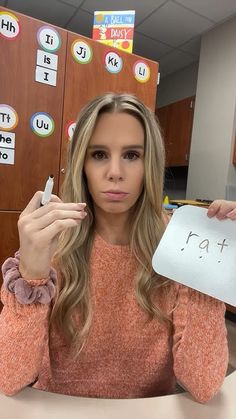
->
[0,371,235,419]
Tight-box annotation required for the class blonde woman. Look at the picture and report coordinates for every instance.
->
[0,93,232,402]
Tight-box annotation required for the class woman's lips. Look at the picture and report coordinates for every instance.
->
[103,192,129,201]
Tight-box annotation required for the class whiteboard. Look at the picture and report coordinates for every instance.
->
[152,205,236,306]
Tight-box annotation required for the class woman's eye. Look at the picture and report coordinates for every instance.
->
[92,151,106,160]
[125,151,140,160]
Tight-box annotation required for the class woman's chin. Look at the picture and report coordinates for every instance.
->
[101,203,131,215]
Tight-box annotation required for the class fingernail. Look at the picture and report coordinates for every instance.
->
[226,209,236,217]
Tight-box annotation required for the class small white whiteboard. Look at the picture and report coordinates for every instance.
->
[152,205,236,306]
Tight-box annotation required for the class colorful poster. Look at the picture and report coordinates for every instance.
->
[93,10,135,53]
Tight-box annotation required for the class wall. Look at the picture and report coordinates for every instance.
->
[157,61,199,108]
[226,105,236,199]
[157,63,199,200]
[186,18,236,200]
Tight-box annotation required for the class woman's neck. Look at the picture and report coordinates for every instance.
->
[94,208,130,245]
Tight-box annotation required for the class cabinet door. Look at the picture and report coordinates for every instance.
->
[0,7,67,210]
[156,106,169,160]
[226,304,236,314]
[59,32,158,185]
[157,97,195,167]
[0,212,20,309]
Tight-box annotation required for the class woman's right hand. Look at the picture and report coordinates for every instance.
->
[18,191,87,280]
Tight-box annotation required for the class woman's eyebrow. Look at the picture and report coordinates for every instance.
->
[122,145,144,150]
[87,145,107,150]
[87,144,144,150]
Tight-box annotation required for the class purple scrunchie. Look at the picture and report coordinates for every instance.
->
[1,251,57,304]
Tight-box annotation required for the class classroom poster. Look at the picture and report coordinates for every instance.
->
[92,10,135,53]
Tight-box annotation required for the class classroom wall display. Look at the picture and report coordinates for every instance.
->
[0,10,20,39]
[37,26,61,52]
[0,130,15,165]
[92,10,135,53]
[71,39,93,64]
[35,26,60,87]
[0,104,17,166]
[133,61,151,83]
[30,112,55,137]
[36,50,58,71]
[66,121,76,141]
[0,130,15,148]
[35,49,58,87]
[0,104,18,131]
[0,5,159,287]
[0,147,15,165]
[104,51,123,74]
[59,31,158,185]
[35,65,57,86]
[0,7,67,210]
[0,5,158,211]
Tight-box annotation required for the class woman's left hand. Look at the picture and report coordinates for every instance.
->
[207,199,236,220]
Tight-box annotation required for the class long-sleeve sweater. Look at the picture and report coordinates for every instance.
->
[0,233,229,402]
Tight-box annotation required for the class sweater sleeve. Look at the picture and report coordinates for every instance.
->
[0,286,51,396]
[172,283,229,404]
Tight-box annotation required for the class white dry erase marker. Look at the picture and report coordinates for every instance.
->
[41,175,54,206]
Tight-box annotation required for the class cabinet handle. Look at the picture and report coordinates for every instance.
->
[61,168,65,174]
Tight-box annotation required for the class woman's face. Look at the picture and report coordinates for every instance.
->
[84,112,145,216]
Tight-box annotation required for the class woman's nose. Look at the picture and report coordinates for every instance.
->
[107,158,124,181]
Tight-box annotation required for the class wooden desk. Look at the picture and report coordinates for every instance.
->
[0,371,235,419]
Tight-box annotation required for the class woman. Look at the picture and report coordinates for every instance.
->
[0,93,232,402]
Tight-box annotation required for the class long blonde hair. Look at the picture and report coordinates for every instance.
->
[51,93,170,354]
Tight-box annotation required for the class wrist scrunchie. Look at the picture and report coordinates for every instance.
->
[1,251,57,305]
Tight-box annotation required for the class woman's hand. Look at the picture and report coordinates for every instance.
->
[18,191,87,280]
[207,199,236,220]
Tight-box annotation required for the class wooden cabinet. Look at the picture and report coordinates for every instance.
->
[59,31,158,185]
[156,96,195,167]
[0,212,20,267]
[0,212,20,309]
[0,12,67,211]
[226,304,236,314]
[0,7,158,210]
[0,6,158,289]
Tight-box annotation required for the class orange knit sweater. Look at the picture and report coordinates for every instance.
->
[0,234,228,402]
